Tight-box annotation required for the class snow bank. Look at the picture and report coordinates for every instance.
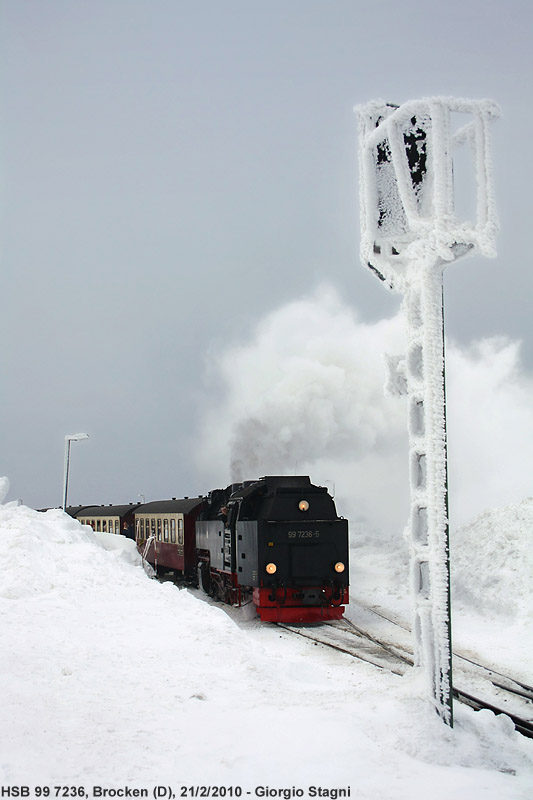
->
[450,498,533,678]
[349,494,533,683]
[1,499,532,797]
[0,504,145,600]
[452,497,533,619]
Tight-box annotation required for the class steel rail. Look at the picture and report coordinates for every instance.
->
[276,619,533,739]
[354,606,533,701]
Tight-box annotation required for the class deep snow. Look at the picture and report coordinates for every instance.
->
[0,498,532,799]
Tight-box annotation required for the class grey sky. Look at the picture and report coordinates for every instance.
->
[1,0,532,510]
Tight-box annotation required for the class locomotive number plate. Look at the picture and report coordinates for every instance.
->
[287,530,320,538]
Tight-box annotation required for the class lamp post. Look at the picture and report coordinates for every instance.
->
[62,433,89,511]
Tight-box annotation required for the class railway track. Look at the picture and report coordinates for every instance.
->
[277,618,412,676]
[276,609,533,739]
[351,604,533,703]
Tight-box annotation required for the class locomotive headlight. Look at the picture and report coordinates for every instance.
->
[334,562,345,573]
[298,500,309,512]
[266,563,277,574]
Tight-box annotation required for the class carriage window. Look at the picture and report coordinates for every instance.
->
[157,518,162,541]
[115,520,120,534]
[170,518,176,544]
[163,518,169,542]
[136,519,142,541]
[102,520,107,531]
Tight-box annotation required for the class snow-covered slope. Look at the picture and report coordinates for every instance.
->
[451,497,533,679]
[1,501,532,798]
[349,497,533,681]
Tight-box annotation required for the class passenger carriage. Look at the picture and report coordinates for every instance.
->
[134,497,204,578]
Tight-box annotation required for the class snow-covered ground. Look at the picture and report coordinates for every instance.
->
[1,497,532,799]
[351,497,533,682]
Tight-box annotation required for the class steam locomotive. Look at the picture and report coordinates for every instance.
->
[72,475,349,623]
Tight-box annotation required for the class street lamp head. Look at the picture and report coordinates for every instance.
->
[65,433,89,442]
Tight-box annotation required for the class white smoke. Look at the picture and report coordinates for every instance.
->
[446,336,533,525]
[195,285,533,534]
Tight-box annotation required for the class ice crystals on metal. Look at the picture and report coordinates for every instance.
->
[357,96,499,726]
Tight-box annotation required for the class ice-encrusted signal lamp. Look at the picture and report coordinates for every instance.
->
[357,96,499,728]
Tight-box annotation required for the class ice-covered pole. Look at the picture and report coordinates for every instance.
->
[404,263,453,723]
[357,96,499,725]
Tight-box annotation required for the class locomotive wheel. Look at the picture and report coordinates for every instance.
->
[198,562,212,596]
[209,572,225,602]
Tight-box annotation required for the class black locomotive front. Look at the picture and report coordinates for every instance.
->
[197,476,349,622]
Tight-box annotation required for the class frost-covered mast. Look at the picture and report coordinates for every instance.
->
[357,97,499,725]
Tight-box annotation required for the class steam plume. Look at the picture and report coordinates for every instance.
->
[196,285,533,533]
